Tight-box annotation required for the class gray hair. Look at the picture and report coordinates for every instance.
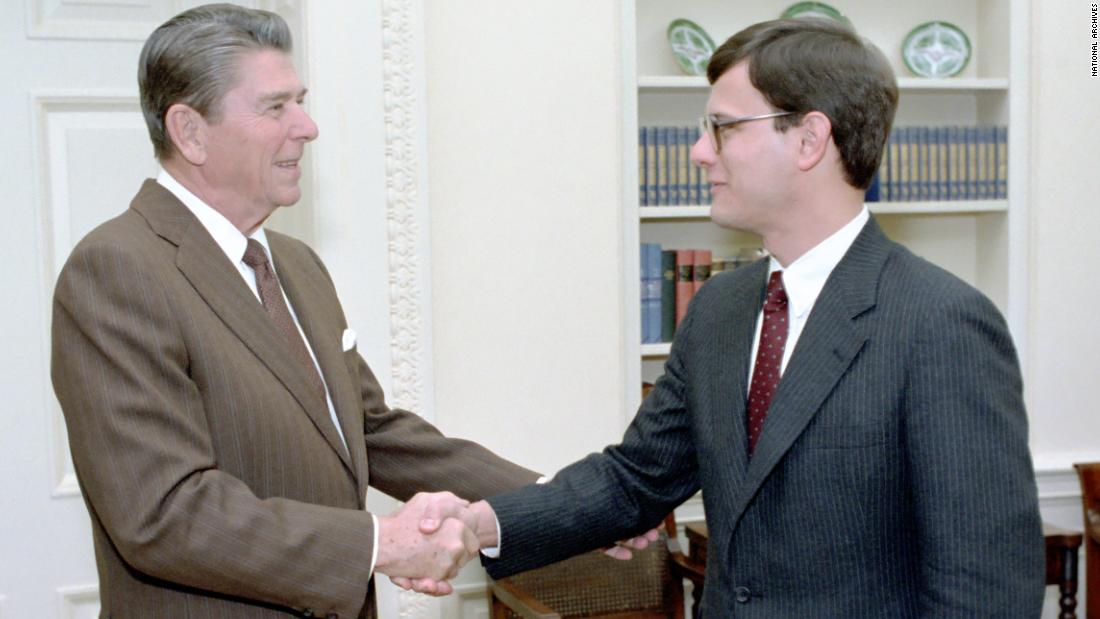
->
[138,3,293,160]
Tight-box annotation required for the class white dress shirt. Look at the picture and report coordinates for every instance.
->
[749,206,870,380]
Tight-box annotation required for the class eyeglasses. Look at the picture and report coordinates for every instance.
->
[699,111,795,153]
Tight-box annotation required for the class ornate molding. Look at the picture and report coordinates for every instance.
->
[381,0,433,617]
[381,0,426,422]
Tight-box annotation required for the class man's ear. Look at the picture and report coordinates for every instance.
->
[164,103,208,165]
[795,111,832,172]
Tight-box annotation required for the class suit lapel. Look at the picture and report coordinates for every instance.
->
[728,219,890,524]
[706,260,769,488]
[271,238,365,480]
[131,180,356,475]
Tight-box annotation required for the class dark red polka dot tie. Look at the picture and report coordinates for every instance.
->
[746,270,789,456]
[242,239,327,401]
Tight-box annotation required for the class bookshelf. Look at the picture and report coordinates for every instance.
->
[620,0,1030,413]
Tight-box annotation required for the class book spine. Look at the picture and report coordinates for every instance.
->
[886,129,898,202]
[936,126,948,202]
[949,126,961,201]
[661,250,677,342]
[677,126,690,207]
[687,126,700,205]
[915,125,924,201]
[926,126,939,201]
[996,125,1008,199]
[966,126,978,200]
[897,127,910,202]
[675,249,694,326]
[646,244,662,343]
[693,250,712,295]
[638,127,647,207]
[646,127,658,207]
[656,127,668,206]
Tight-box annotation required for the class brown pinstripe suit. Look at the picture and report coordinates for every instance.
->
[51,179,538,618]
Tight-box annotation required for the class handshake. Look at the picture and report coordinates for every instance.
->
[373,491,659,596]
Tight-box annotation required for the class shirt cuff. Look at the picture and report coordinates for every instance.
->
[370,513,380,574]
[481,475,549,559]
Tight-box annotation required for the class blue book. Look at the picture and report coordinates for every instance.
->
[656,128,669,206]
[645,127,658,207]
[664,126,673,206]
[638,127,647,206]
[640,244,663,344]
[686,127,700,205]
[995,126,1008,199]
[677,126,691,206]
[864,172,880,203]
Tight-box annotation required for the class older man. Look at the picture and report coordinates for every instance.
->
[50,5,538,617]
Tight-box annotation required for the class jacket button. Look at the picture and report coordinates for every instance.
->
[734,586,751,603]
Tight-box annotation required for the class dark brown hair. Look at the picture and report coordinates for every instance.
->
[138,3,292,160]
[707,19,898,189]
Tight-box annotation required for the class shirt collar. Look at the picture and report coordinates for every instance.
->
[156,168,271,264]
[767,206,869,319]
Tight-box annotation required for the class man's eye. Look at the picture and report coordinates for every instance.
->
[271,103,284,112]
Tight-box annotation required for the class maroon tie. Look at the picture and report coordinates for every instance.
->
[746,271,789,456]
[242,239,326,400]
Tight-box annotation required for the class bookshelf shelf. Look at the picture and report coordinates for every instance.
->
[641,343,672,358]
[640,206,710,219]
[637,75,1009,92]
[640,201,1007,221]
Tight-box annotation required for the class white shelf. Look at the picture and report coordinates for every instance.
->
[640,206,710,219]
[640,201,1007,221]
[641,343,672,358]
[638,75,1008,92]
[869,200,1007,215]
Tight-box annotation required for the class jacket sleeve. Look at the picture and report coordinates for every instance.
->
[903,287,1044,616]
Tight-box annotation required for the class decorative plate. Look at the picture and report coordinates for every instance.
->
[902,21,971,77]
[780,2,848,24]
[667,18,716,76]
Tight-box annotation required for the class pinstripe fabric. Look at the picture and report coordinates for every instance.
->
[484,218,1044,617]
[51,180,539,618]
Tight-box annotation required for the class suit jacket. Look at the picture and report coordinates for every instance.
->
[484,218,1044,617]
[51,179,539,618]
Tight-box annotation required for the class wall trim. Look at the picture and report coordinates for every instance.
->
[380,0,434,617]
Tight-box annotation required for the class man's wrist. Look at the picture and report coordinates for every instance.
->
[470,500,499,548]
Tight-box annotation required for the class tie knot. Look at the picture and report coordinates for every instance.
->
[242,239,269,269]
[764,270,788,311]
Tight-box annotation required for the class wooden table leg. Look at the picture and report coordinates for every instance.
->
[1058,545,1079,619]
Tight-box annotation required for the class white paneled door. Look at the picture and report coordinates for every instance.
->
[0,2,303,616]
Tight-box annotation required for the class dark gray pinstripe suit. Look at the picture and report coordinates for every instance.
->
[485,218,1044,617]
[51,180,538,618]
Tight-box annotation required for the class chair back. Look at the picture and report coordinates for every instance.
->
[1075,462,1100,619]
[490,516,685,618]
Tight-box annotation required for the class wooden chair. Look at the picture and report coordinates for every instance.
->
[1075,462,1100,619]
[489,515,686,619]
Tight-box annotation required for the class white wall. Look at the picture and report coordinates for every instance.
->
[1027,0,1100,469]
[425,1,627,475]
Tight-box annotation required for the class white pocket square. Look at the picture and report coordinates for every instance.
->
[342,328,357,352]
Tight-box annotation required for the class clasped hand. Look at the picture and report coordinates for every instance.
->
[376,491,660,596]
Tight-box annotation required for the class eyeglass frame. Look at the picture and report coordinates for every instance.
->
[699,111,796,153]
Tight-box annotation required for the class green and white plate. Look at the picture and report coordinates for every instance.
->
[780,2,848,24]
[902,21,971,77]
[667,18,715,76]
